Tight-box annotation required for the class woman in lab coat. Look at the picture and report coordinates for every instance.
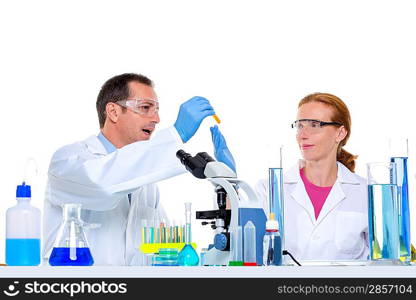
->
[256,93,369,262]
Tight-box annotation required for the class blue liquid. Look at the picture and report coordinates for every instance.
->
[368,184,400,260]
[178,244,199,266]
[6,239,40,266]
[390,157,411,260]
[49,247,94,266]
[269,168,284,241]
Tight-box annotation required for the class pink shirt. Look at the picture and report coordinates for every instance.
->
[300,168,333,219]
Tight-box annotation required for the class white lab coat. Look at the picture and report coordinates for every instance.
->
[43,126,186,266]
[256,160,369,262]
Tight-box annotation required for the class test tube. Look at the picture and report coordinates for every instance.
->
[173,220,179,243]
[160,220,166,243]
[229,226,243,266]
[269,167,284,249]
[141,220,148,244]
[213,114,221,124]
[166,221,171,243]
[149,222,155,244]
[178,222,184,243]
[184,202,192,243]
[154,219,160,243]
[243,221,257,266]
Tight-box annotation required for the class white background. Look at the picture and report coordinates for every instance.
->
[0,0,415,263]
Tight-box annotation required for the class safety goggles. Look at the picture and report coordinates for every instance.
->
[116,99,159,117]
[291,119,342,134]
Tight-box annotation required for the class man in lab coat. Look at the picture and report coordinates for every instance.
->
[43,73,216,265]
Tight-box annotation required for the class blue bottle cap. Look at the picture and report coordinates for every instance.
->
[16,182,31,197]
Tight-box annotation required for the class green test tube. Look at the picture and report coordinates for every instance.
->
[149,226,154,244]
[141,220,147,244]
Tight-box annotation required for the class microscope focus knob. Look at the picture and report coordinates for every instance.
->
[214,233,230,251]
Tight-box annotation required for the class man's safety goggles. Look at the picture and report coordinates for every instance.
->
[116,99,159,117]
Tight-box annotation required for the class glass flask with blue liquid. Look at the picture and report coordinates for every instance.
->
[178,202,199,266]
[6,182,41,266]
[49,203,94,266]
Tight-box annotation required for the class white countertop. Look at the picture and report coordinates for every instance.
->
[0,265,415,278]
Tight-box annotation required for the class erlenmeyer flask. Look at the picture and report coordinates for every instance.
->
[49,203,94,266]
[178,202,199,266]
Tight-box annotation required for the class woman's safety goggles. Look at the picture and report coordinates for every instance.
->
[291,119,342,134]
[116,99,159,117]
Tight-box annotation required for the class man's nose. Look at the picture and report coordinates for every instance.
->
[151,112,160,123]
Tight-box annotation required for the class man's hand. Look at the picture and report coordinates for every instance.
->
[210,125,236,173]
[174,96,215,143]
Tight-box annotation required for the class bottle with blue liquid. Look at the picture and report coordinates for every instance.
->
[49,203,94,266]
[6,182,41,266]
[263,213,282,266]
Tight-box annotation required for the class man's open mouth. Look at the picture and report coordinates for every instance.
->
[142,129,152,135]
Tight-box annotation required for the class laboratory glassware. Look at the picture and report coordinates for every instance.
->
[389,137,411,262]
[268,145,285,250]
[178,202,199,266]
[269,168,284,250]
[367,162,400,263]
[152,248,179,266]
[49,203,94,266]
[263,213,282,266]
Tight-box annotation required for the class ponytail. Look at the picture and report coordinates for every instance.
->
[337,148,358,172]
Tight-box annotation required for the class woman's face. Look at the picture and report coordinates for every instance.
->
[295,102,347,162]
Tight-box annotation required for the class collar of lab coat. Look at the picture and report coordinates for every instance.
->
[284,159,360,185]
[84,135,109,155]
[285,159,360,225]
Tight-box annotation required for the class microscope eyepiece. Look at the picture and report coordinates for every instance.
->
[176,150,213,179]
[176,150,191,164]
[177,149,227,180]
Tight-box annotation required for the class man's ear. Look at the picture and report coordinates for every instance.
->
[106,102,121,123]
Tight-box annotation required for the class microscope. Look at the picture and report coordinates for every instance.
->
[176,150,266,265]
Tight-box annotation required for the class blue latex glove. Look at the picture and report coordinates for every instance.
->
[210,125,237,173]
[174,96,215,143]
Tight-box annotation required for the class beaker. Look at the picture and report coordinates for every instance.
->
[367,162,400,263]
[49,203,94,266]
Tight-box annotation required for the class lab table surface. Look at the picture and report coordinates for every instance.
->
[0,265,415,278]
